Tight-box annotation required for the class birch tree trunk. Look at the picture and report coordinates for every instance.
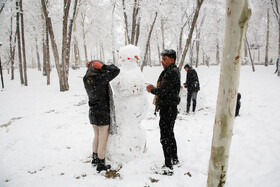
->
[207,1,251,187]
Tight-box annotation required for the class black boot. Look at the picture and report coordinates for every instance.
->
[96,158,111,172]
[162,158,173,176]
[91,152,98,166]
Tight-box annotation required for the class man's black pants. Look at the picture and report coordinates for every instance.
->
[187,90,198,113]
[159,106,178,167]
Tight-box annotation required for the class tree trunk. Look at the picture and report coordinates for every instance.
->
[161,18,165,50]
[9,13,16,80]
[141,11,158,71]
[178,18,189,65]
[41,0,63,90]
[122,0,130,44]
[131,0,139,45]
[246,36,255,72]
[34,27,41,71]
[207,1,251,187]
[216,37,220,65]
[0,57,4,89]
[16,1,24,85]
[189,40,194,66]
[195,37,200,68]
[279,24,280,76]
[135,17,141,46]
[65,0,78,88]
[81,13,88,62]
[271,0,280,76]
[265,9,269,66]
[178,0,204,71]
[45,19,50,85]
[19,0,28,86]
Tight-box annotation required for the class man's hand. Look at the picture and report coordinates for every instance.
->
[92,61,103,69]
[146,84,155,93]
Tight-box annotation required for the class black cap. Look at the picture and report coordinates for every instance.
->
[161,49,176,61]
[184,64,190,69]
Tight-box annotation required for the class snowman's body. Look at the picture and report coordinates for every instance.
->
[107,45,148,166]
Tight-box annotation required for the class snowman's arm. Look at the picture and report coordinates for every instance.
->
[151,70,178,97]
[99,65,120,82]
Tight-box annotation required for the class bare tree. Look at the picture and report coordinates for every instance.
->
[207,0,251,186]
[41,0,78,91]
[271,0,280,76]
[122,0,140,46]
[178,0,204,71]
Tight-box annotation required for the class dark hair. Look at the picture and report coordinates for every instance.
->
[184,64,190,69]
[161,49,176,62]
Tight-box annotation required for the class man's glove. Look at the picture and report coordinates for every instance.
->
[92,61,103,69]
[146,84,155,93]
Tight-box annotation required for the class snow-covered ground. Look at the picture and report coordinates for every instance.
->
[0,65,280,187]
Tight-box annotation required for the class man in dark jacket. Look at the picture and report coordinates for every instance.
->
[183,64,200,114]
[146,49,180,176]
[83,60,120,172]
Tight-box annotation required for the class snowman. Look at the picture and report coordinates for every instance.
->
[106,45,149,167]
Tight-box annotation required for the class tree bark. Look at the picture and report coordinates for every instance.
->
[19,0,28,86]
[16,1,24,85]
[178,0,204,71]
[45,19,50,85]
[131,0,139,45]
[207,1,251,187]
[9,13,16,80]
[34,26,41,71]
[161,18,165,50]
[122,0,130,44]
[41,0,63,90]
[81,13,88,62]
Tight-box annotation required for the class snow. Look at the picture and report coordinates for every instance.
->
[0,65,280,187]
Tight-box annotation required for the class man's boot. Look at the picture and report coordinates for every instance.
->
[91,152,98,166]
[96,158,111,172]
[162,158,173,176]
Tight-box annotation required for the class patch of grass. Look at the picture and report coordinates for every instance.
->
[105,170,121,179]
[149,177,159,183]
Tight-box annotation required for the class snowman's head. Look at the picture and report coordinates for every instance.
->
[119,45,140,68]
